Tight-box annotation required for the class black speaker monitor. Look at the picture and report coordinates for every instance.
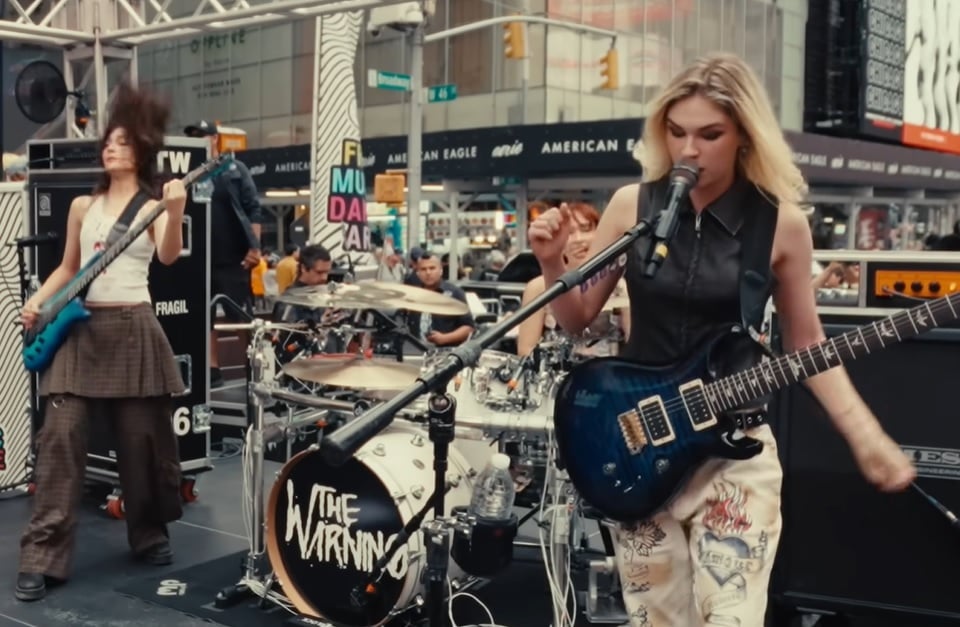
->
[770,314,960,623]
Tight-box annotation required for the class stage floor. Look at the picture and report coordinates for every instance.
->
[0,451,943,627]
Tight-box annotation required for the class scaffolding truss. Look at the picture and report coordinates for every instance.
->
[1,0,407,137]
[1,0,405,45]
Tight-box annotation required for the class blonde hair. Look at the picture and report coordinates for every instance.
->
[634,52,807,207]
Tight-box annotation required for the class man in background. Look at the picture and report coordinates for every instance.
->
[276,243,300,293]
[406,253,475,348]
[184,120,263,388]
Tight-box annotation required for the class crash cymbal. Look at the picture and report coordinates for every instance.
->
[357,281,470,316]
[276,281,469,316]
[282,354,420,390]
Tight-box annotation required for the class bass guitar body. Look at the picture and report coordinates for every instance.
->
[22,297,92,373]
[553,328,767,523]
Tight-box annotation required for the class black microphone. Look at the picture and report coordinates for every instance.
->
[8,232,58,248]
[643,159,699,278]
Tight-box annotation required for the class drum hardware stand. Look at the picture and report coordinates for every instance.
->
[213,318,307,610]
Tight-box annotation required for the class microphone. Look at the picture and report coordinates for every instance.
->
[8,232,58,248]
[643,159,699,278]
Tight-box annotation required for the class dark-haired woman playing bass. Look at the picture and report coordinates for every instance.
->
[16,83,188,602]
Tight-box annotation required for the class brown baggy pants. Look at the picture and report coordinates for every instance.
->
[18,394,183,579]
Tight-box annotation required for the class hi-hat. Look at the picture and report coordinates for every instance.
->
[282,354,421,390]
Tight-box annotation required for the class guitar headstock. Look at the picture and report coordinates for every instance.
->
[186,151,235,186]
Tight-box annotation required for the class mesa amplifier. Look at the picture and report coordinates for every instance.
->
[25,137,213,490]
[768,310,960,623]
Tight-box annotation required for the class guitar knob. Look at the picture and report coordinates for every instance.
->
[602,463,616,476]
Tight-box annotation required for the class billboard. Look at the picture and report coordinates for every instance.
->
[902,0,960,154]
[860,0,906,141]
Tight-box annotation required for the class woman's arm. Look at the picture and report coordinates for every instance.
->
[536,184,638,334]
[516,277,548,357]
[771,203,915,492]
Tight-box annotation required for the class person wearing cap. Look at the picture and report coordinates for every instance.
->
[184,120,263,388]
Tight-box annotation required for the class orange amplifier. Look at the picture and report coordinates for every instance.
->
[863,252,960,308]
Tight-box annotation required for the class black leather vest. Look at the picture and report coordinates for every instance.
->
[621,176,778,365]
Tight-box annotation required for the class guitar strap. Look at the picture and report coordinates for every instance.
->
[737,189,779,336]
[104,190,151,249]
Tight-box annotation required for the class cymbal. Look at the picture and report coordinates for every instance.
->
[275,283,377,310]
[282,355,420,390]
[275,281,469,316]
[359,281,470,316]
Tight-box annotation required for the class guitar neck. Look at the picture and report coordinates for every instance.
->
[705,292,960,413]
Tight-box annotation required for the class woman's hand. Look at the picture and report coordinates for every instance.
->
[21,299,41,330]
[162,179,187,221]
[528,204,573,266]
[845,416,916,492]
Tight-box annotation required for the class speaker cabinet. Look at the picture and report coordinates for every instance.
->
[769,314,960,623]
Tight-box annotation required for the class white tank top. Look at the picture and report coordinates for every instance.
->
[79,195,155,304]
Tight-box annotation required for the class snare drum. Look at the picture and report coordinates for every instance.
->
[265,424,475,627]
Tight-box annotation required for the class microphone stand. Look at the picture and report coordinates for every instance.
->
[320,215,657,627]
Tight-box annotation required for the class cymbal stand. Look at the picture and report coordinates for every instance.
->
[214,318,298,609]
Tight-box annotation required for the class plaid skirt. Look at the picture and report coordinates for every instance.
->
[40,303,185,398]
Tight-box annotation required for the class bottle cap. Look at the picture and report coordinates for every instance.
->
[490,453,511,470]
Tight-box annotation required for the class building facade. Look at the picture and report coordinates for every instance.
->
[127,0,808,147]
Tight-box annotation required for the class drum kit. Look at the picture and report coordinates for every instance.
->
[212,279,628,627]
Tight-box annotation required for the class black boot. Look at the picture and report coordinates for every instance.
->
[15,572,46,601]
[139,541,173,566]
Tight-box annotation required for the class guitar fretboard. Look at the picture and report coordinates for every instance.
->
[703,292,960,413]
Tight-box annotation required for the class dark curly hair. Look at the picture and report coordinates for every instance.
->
[93,81,171,197]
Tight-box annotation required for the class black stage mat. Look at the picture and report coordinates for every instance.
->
[116,549,597,627]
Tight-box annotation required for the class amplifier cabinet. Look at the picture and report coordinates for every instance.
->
[769,312,960,623]
[25,138,213,494]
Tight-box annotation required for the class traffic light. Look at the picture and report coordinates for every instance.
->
[374,172,406,205]
[600,48,619,90]
[503,20,526,59]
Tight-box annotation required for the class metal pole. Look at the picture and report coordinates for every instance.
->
[406,24,425,252]
[521,53,529,124]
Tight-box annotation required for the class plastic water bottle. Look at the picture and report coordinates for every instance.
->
[468,453,516,520]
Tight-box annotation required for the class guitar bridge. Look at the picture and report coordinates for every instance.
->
[678,379,717,431]
[637,395,675,446]
[617,409,647,454]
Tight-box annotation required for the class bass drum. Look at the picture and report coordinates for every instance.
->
[265,424,476,626]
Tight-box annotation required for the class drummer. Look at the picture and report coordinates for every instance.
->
[273,244,344,355]
[516,201,630,358]
[406,252,476,347]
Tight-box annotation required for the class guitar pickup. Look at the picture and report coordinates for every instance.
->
[678,379,717,431]
[617,409,647,454]
[637,396,675,446]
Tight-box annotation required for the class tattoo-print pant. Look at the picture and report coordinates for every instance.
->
[612,425,783,627]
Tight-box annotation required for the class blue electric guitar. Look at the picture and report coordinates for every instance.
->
[554,290,960,523]
[22,153,233,373]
